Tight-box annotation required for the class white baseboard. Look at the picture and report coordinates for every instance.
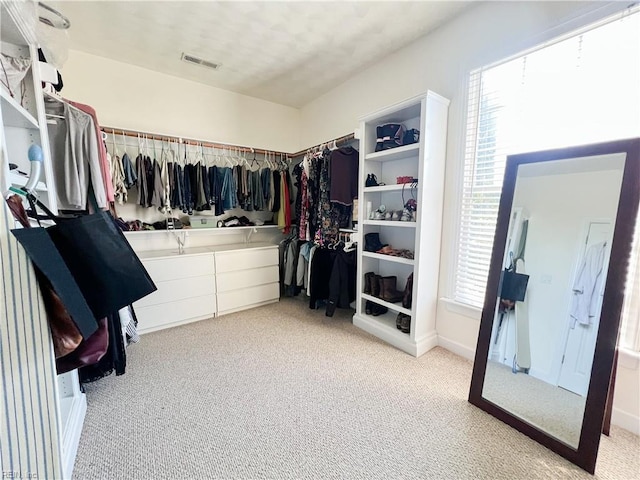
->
[61,393,87,480]
[353,313,438,357]
[217,299,279,317]
[612,407,640,436]
[138,313,215,335]
[437,335,475,361]
[416,331,439,357]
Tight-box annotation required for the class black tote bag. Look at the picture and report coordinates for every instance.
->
[12,227,99,339]
[22,195,157,318]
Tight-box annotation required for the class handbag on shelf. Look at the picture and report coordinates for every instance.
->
[375,123,405,152]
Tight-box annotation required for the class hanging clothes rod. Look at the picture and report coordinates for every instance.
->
[289,132,356,158]
[100,126,291,158]
[101,126,356,160]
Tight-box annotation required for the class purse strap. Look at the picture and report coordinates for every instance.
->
[25,191,58,225]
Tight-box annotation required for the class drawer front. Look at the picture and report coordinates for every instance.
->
[135,275,216,308]
[216,265,278,293]
[217,283,279,313]
[142,254,215,282]
[135,294,216,333]
[215,247,278,273]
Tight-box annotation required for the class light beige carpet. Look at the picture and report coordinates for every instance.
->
[74,297,640,479]
[484,361,586,447]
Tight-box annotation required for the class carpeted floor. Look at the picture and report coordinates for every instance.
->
[484,361,586,447]
[73,297,640,479]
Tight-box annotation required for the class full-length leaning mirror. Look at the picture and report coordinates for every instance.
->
[468,138,640,474]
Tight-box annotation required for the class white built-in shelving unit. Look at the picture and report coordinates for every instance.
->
[1,3,81,478]
[353,91,449,357]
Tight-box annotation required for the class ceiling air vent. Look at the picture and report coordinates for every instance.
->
[181,53,221,70]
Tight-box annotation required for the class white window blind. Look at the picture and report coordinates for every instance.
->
[620,215,640,352]
[454,10,640,325]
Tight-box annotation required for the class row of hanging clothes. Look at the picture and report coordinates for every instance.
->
[44,92,114,211]
[280,228,358,316]
[281,141,360,315]
[293,143,359,246]
[106,131,295,232]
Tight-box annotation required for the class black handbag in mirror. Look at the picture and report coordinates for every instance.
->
[499,269,529,302]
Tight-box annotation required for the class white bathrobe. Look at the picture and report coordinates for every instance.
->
[570,241,607,327]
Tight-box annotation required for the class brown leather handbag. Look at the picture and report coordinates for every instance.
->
[5,194,83,357]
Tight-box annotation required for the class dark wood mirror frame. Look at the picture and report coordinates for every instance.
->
[468,138,640,474]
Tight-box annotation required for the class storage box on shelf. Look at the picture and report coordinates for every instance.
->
[353,91,449,357]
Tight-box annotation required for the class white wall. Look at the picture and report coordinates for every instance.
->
[298,1,638,433]
[59,50,301,153]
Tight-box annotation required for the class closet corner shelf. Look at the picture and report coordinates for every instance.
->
[1,88,39,129]
[363,220,416,228]
[362,251,414,265]
[364,143,419,162]
[361,293,412,316]
[363,184,414,193]
[123,225,279,236]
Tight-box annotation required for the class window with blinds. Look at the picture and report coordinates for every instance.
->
[454,9,640,349]
[620,216,640,352]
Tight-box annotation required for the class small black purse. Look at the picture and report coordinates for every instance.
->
[499,269,529,302]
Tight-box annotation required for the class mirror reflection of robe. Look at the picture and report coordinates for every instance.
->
[570,242,606,328]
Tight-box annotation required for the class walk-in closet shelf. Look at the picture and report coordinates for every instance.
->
[353,91,449,357]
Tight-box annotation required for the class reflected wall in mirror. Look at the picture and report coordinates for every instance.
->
[469,138,640,474]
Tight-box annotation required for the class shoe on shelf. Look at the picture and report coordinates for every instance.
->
[365,301,372,315]
[363,272,375,294]
[371,274,382,298]
[402,273,413,309]
[371,302,388,316]
[400,208,413,222]
[379,276,404,303]
[400,314,411,334]
[364,233,387,252]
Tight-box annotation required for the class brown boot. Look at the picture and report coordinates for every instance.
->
[402,273,413,309]
[372,274,382,297]
[379,276,403,303]
[364,272,375,294]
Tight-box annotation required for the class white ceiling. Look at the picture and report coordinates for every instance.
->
[48,1,474,108]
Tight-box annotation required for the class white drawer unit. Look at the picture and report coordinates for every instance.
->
[214,246,280,315]
[135,295,216,334]
[134,252,216,334]
[215,246,279,273]
[135,275,216,308]
[143,254,215,280]
[217,283,280,315]
[216,265,279,293]
[130,244,281,332]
